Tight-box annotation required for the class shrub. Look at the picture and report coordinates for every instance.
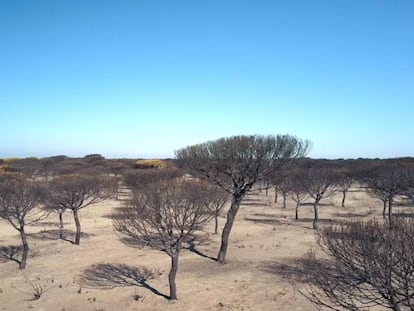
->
[135,159,167,169]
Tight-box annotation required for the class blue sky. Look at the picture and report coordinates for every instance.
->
[0,0,413,159]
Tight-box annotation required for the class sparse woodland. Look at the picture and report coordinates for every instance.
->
[1,139,414,310]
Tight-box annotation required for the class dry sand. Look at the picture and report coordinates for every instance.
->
[0,187,399,311]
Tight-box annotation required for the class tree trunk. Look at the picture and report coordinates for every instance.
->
[168,251,180,300]
[274,186,278,203]
[390,296,402,311]
[283,191,287,208]
[19,228,29,269]
[59,211,64,239]
[383,199,387,218]
[214,213,219,235]
[115,179,120,200]
[387,268,402,311]
[217,195,243,263]
[341,190,346,208]
[388,196,393,221]
[73,209,81,245]
[313,201,319,230]
[295,201,300,220]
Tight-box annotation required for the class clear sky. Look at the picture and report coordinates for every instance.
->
[0,0,413,159]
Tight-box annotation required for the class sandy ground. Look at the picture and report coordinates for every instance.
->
[0,187,405,311]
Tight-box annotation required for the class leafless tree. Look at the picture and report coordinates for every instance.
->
[363,165,406,220]
[46,174,116,245]
[0,176,47,269]
[205,184,230,234]
[43,201,67,239]
[369,186,390,217]
[176,134,310,263]
[302,168,338,229]
[113,180,216,300]
[284,173,309,220]
[401,167,414,204]
[336,170,355,208]
[274,184,279,203]
[267,168,289,204]
[296,218,414,311]
[279,178,292,209]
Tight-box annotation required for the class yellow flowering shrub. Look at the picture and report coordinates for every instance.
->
[135,159,167,169]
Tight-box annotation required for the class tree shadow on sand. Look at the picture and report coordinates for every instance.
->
[28,229,94,244]
[117,236,145,249]
[333,211,371,218]
[30,221,64,227]
[118,235,217,262]
[241,201,269,207]
[261,255,335,285]
[183,241,217,262]
[394,199,414,208]
[244,216,287,226]
[294,218,342,226]
[245,215,342,228]
[393,212,414,218]
[0,245,22,264]
[79,263,169,299]
[299,202,330,207]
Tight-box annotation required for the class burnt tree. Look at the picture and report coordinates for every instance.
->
[302,168,337,229]
[113,180,215,300]
[337,170,355,208]
[0,176,46,269]
[403,168,414,203]
[176,134,310,263]
[363,165,406,220]
[284,173,309,220]
[297,218,414,310]
[47,174,115,245]
[206,184,229,234]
